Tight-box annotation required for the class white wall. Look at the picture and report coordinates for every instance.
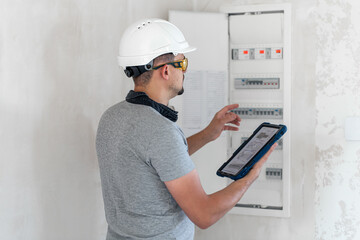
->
[0,0,195,239]
[313,0,360,239]
[194,1,360,240]
[0,0,126,239]
[1,0,359,239]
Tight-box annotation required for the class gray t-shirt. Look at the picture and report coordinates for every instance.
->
[96,101,195,240]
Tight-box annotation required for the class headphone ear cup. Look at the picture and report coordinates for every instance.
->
[124,68,134,77]
[125,61,153,78]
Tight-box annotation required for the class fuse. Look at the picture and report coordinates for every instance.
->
[255,48,266,59]
[232,48,252,60]
[271,47,283,59]
[239,48,251,60]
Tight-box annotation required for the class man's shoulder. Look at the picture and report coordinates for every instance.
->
[101,101,152,120]
[102,100,129,116]
[100,101,177,130]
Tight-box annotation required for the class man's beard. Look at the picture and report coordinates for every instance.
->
[177,87,184,95]
[177,75,185,95]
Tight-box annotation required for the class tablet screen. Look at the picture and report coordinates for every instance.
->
[221,126,279,175]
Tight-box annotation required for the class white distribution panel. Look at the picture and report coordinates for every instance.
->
[224,3,291,218]
[170,3,291,218]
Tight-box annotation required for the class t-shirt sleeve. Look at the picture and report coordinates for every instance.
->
[148,125,195,182]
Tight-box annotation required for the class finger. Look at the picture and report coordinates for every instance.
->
[229,112,241,122]
[256,143,278,166]
[217,104,239,116]
[262,143,278,159]
[223,112,240,124]
[223,126,239,131]
[225,117,240,126]
[229,120,241,126]
[227,121,240,126]
[228,115,241,126]
[269,142,278,152]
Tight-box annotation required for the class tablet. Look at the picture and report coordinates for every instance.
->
[217,122,287,180]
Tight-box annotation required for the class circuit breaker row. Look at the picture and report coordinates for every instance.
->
[232,47,283,60]
[265,168,282,180]
[231,107,283,119]
[234,77,280,89]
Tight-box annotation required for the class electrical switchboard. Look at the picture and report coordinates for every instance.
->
[170,3,291,217]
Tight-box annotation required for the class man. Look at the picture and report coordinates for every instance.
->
[96,18,276,240]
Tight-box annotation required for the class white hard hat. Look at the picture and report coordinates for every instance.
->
[118,18,196,70]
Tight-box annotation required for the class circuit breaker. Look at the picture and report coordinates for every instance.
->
[170,3,291,217]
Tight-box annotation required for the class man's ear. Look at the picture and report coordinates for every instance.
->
[160,65,170,80]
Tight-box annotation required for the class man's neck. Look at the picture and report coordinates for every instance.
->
[134,85,169,106]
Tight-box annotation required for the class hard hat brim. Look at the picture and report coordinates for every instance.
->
[118,45,196,68]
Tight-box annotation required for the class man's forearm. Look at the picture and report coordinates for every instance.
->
[204,178,253,225]
[194,144,276,228]
[186,129,212,156]
[166,144,276,229]
[189,176,254,229]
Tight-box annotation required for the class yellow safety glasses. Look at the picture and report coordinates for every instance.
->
[152,58,188,72]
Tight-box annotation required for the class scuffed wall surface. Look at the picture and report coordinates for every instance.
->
[313,0,360,239]
[0,0,193,239]
[0,0,128,239]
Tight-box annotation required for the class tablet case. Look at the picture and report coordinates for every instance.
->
[217,122,287,180]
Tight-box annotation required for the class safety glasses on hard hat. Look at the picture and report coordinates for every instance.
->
[152,58,188,72]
